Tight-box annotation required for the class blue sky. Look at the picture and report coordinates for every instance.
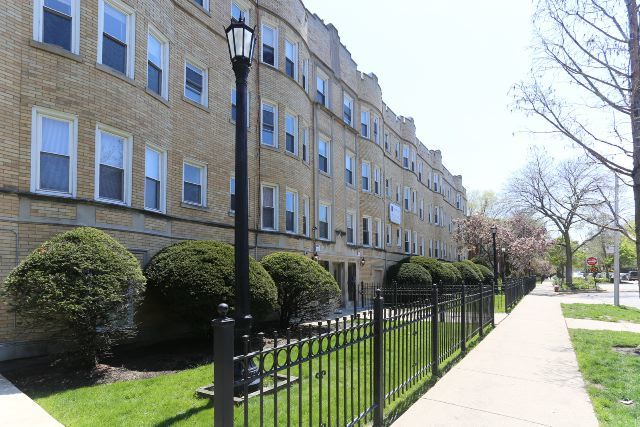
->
[303,0,579,193]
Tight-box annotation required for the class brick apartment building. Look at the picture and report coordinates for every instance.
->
[0,0,467,360]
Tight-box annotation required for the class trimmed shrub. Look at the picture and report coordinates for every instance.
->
[261,252,340,327]
[463,260,486,281]
[2,227,146,365]
[453,261,483,287]
[396,263,432,287]
[145,240,278,330]
[475,263,495,286]
[440,262,464,287]
[384,257,410,285]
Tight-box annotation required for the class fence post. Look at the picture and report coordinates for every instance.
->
[373,289,384,427]
[213,303,235,427]
[394,280,398,308]
[479,284,484,337]
[461,284,466,353]
[431,286,439,377]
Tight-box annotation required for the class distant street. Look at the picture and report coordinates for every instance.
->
[553,282,640,308]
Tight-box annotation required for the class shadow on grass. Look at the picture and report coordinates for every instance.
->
[153,399,212,427]
[382,325,492,426]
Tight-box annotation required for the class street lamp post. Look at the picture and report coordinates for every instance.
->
[501,247,506,283]
[490,226,498,327]
[225,17,257,389]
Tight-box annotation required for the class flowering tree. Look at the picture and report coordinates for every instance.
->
[454,213,550,276]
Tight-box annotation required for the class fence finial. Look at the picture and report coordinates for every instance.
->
[217,302,229,318]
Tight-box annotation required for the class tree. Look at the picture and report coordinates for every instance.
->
[514,0,640,286]
[548,236,587,277]
[467,190,503,217]
[505,150,604,285]
[1,227,146,365]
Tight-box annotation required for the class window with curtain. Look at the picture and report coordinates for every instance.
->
[101,1,129,75]
[145,147,162,211]
[262,186,276,230]
[98,130,125,202]
[319,204,330,240]
[183,163,204,206]
[42,0,73,51]
[39,116,71,193]
[261,103,276,147]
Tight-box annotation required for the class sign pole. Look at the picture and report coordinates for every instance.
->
[614,174,620,306]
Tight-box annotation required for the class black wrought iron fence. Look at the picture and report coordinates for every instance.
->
[503,276,536,312]
[211,277,534,426]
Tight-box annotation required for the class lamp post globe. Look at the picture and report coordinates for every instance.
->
[225,17,257,392]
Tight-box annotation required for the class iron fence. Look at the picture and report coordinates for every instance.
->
[212,277,534,426]
[503,276,536,312]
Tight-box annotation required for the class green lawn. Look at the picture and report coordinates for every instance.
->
[33,320,489,426]
[569,329,640,425]
[494,294,506,313]
[562,304,640,324]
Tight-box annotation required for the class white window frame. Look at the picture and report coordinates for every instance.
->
[429,239,433,257]
[318,202,331,241]
[261,24,278,68]
[229,176,236,214]
[147,26,169,100]
[285,189,298,234]
[260,183,279,231]
[420,199,424,220]
[361,110,370,138]
[346,211,356,245]
[420,237,425,256]
[33,0,81,54]
[302,127,309,163]
[144,144,167,213]
[97,0,136,78]
[94,123,132,206]
[231,1,247,22]
[373,117,380,145]
[302,195,310,236]
[396,228,402,248]
[345,151,355,186]
[395,142,400,159]
[343,93,353,126]
[402,145,410,169]
[30,107,78,197]
[361,161,371,192]
[184,59,208,107]
[316,69,329,107]
[260,101,278,148]
[182,160,207,207]
[412,190,417,213]
[374,218,382,248]
[374,167,381,195]
[302,59,309,92]
[318,137,330,174]
[284,39,298,80]
[404,187,411,211]
[405,229,411,254]
[285,112,298,155]
[384,132,389,151]
[386,224,392,246]
[413,231,418,255]
[362,215,372,247]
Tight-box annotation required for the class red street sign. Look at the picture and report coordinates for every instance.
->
[586,257,598,266]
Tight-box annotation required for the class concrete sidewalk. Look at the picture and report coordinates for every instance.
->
[0,375,62,426]
[565,317,640,333]
[392,282,598,426]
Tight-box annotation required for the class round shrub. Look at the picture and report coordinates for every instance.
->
[261,252,340,327]
[144,240,278,329]
[384,257,410,285]
[409,257,459,286]
[475,263,494,286]
[396,263,432,288]
[463,260,486,281]
[440,262,463,287]
[2,227,146,365]
[453,261,482,287]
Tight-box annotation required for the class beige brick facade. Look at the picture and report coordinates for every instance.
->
[0,0,467,360]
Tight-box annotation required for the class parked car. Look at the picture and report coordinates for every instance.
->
[629,271,638,280]
[621,272,630,281]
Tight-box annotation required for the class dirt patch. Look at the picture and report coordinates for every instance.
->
[0,337,211,396]
[612,346,640,356]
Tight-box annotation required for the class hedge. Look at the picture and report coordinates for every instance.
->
[453,261,483,287]
[396,262,433,287]
[475,263,495,286]
[2,227,146,365]
[463,260,486,282]
[261,252,340,327]
[144,240,278,330]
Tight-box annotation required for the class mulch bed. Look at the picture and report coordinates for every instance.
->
[0,337,211,396]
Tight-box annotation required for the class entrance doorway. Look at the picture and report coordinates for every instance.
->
[348,262,357,303]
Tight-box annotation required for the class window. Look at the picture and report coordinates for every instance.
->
[34,0,79,53]
[318,138,330,174]
[374,219,382,248]
[231,89,249,124]
[361,161,370,192]
[185,62,207,106]
[261,184,278,230]
[412,190,417,213]
[316,72,328,106]
[319,203,330,240]
[411,150,416,172]
[147,28,168,98]
[302,59,309,92]
[98,0,135,77]
[302,196,310,236]
[435,240,440,258]
[385,178,391,198]
[345,152,354,185]
[420,199,424,220]
[285,113,298,155]
[231,2,247,22]
[302,128,309,163]
[182,162,206,206]
[395,142,400,160]
[396,228,402,247]
[405,230,411,254]
[261,24,277,67]
[229,177,236,213]
[429,240,433,257]
[396,185,400,203]
[285,39,297,79]
[194,0,210,11]
[362,216,371,246]
[346,212,355,245]
[285,190,298,233]
[386,224,392,246]
[95,125,131,205]
[413,231,418,254]
[429,205,433,223]
[31,107,77,196]
[418,162,423,181]
[435,206,440,225]
[361,111,370,138]
[420,238,425,256]
[145,146,165,212]
[374,168,381,195]
[343,94,353,125]
[384,133,389,151]
[433,174,439,192]
[261,102,277,147]
[402,146,410,169]
[373,117,379,145]
[404,187,410,211]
